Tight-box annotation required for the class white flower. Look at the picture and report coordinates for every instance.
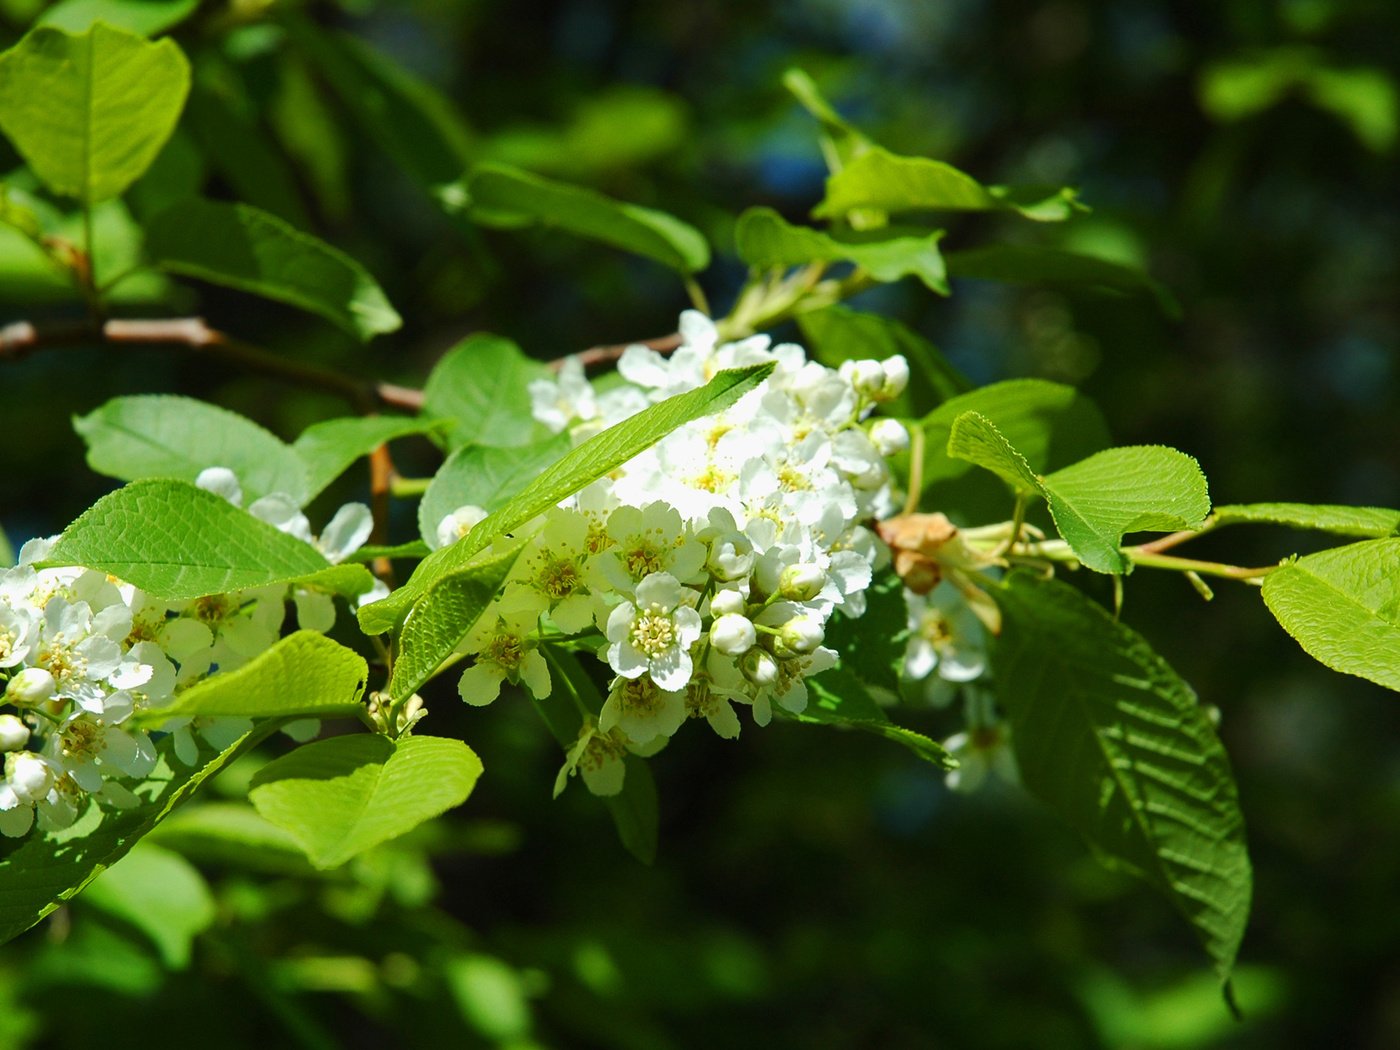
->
[903,581,987,706]
[510,509,599,633]
[554,721,627,797]
[316,503,373,563]
[869,418,910,456]
[710,613,756,656]
[604,572,702,691]
[529,356,598,433]
[4,667,54,707]
[248,493,314,543]
[0,715,29,752]
[880,355,910,400]
[435,504,489,551]
[943,721,1017,793]
[589,503,706,593]
[598,676,687,744]
[457,589,550,704]
[0,603,37,668]
[195,466,244,506]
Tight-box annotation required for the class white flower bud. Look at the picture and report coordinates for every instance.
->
[707,531,755,582]
[436,504,489,550]
[195,466,243,506]
[779,563,827,602]
[5,751,51,803]
[880,355,910,399]
[0,715,28,752]
[709,588,748,618]
[777,615,825,656]
[710,613,756,656]
[840,359,885,398]
[869,418,910,456]
[5,668,54,708]
[741,647,780,687]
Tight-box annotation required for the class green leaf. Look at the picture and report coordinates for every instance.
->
[421,334,549,451]
[917,378,1112,493]
[948,414,1211,572]
[418,434,572,547]
[248,734,484,870]
[47,479,375,601]
[0,723,276,947]
[0,525,12,568]
[1261,539,1400,692]
[782,67,873,167]
[145,802,313,875]
[74,394,310,504]
[994,572,1251,983]
[292,415,442,503]
[137,631,367,725]
[814,147,1082,223]
[361,363,774,635]
[37,0,199,36]
[734,206,948,293]
[450,162,710,274]
[143,199,402,342]
[796,305,971,414]
[81,843,214,969]
[0,23,190,203]
[945,244,1179,317]
[1213,502,1400,538]
[797,667,953,769]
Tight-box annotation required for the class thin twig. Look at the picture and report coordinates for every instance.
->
[552,331,683,373]
[368,444,396,586]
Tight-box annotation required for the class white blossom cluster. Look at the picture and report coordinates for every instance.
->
[0,475,374,838]
[442,310,916,796]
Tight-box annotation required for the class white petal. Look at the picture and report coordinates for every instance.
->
[518,650,552,699]
[458,664,505,706]
[318,503,374,563]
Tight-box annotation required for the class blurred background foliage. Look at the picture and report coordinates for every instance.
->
[1,0,1398,1047]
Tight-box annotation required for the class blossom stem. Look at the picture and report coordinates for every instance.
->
[1015,538,1276,582]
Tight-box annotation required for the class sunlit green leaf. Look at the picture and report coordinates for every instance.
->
[292,415,442,503]
[421,334,548,451]
[418,434,572,547]
[1213,502,1400,538]
[37,0,198,36]
[82,843,214,969]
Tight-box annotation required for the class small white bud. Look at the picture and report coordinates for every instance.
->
[0,715,29,752]
[740,647,780,687]
[436,504,489,550]
[707,531,755,582]
[777,615,825,656]
[5,751,51,803]
[879,355,910,399]
[710,613,756,656]
[869,418,910,457]
[779,563,827,602]
[5,668,55,708]
[195,466,243,506]
[840,359,885,398]
[709,588,748,618]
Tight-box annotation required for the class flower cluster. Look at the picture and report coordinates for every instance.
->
[0,480,374,838]
[446,310,915,795]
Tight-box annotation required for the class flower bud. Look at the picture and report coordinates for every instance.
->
[0,715,28,752]
[710,613,757,656]
[779,563,827,602]
[709,588,748,618]
[879,355,910,399]
[869,418,910,456]
[706,531,755,582]
[777,615,825,656]
[4,668,54,708]
[195,466,243,506]
[740,647,780,687]
[5,751,51,803]
[436,504,489,550]
[840,359,885,398]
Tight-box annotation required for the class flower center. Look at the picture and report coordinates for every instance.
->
[537,556,582,600]
[61,719,100,760]
[630,608,675,657]
[617,678,662,716]
[485,632,525,670]
[194,594,234,624]
[919,609,951,646]
[38,637,84,686]
[623,542,665,580]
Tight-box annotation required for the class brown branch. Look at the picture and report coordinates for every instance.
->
[555,331,683,372]
[368,444,396,586]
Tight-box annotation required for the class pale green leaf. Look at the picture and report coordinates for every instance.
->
[74,394,310,504]
[450,162,710,274]
[143,199,402,342]
[946,244,1179,316]
[814,147,1083,223]
[248,734,484,870]
[38,0,199,36]
[418,435,572,547]
[47,479,375,601]
[734,206,948,293]
[145,802,313,875]
[0,23,190,203]
[421,334,548,451]
[0,525,12,568]
[292,415,442,502]
[360,363,774,635]
[994,572,1251,983]
[138,631,367,724]
[1261,539,1400,692]
[946,410,1042,493]
[1213,502,1400,538]
[82,843,214,969]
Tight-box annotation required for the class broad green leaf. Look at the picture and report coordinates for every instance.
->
[450,162,710,274]
[418,435,572,547]
[945,245,1179,317]
[146,802,313,875]
[797,668,953,769]
[797,305,971,414]
[74,394,310,504]
[292,415,442,502]
[38,0,199,36]
[918,379,1111,493]
[445,953,534,1042]
[734,206,948,293]
[389,540,525,700]
[0,23,190,203]
[782,67,873,171]
[1261,539,1400,692]
[0,525,11,567]
[948,414,1211,573]
[0,722,277,946]
[47,479,375,601]
[82,843,213,969]
[361,363,775,634]
[994,572,1251,983]
[138,631,367,725]
[814,147,1082,223]
[144,199,402,342]
[1213,502,1400,538]
[349,540,431,564]
[248,734,484,870]
[421,334,549,451]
